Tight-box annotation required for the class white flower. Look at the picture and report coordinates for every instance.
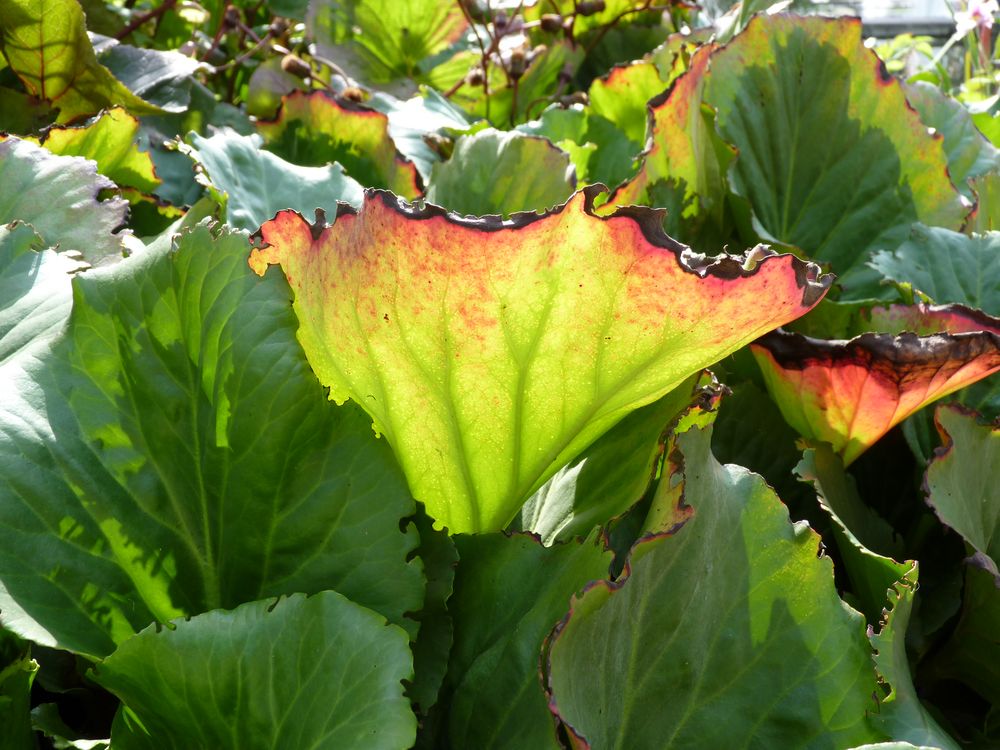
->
[955,0,999,36]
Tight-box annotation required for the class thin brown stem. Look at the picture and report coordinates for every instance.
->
[115,0,177,40]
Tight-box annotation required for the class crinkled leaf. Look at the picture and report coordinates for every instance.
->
[0,0,160,122]
[517,374,701,545]
[425,129,575,217]
[93,592,416,750]
[26,108,160,194]
[256,90,421,197]
[545,422,878,749]
[904,81,1000,200]
[306,0,465,83]
[98,45,204,113]
[250,187,830,532]
[868,225,1000,315]
[795,443,909,625]
[870,565,962,750]
[185,129,364,231]
[0,222,85,365]
[752,305,1000,465]
[0,221,423,657]
[445,532,612,750]
[0,138,126,265]
[0,628,35,750]
[925,405,1000,574]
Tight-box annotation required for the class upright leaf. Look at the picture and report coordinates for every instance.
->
[0,0,159,122]
[251,187,830,532]
[93,592,416,750]
[545,423,878,749]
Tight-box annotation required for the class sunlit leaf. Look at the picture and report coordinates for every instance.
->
[256,90,422,197]
[752,304,1000,464]
[251,187,830,532]
[0,138,127,265]
[0,0,160,122]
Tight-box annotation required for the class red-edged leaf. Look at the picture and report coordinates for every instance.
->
[752,304,1000,464]
[256,90,422,198]
[251,187,830,532]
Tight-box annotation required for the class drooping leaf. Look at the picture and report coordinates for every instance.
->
[445,532,612,750]
[425,129,575,217]
[184,129,364,231]
[795,442,909,625]
[0,222,85,365]
[545,422,879,749]
[870,565,962,750]
[256,90,422,198]
[924,404,1000,576]
[868,225,1000,315]
[93,592,416,750]
[306,0,466,83]
[904,81,1000,200]
[752,304,1000,465]
[0,220,423,657]
[0,0,160,123]
[250,187,830,532]
[517,373,702,545]
[25,108,160,194]
[0,138,127,265]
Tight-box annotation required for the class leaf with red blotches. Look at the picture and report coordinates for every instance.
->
[256,90,422,198]
[251,187,830,532]
[752,304,1000,465]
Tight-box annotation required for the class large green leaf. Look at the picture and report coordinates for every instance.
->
[425,129,575,217]
[0,222,85,365]
[251,187,830,532]
[0,0,159,123]
[545,422,878,749]
[256,90,422,198]
[93,592,416,750]
[184,129,364,231]
[924,404,1000,575]
[753,304,1000,464]
[588,61,666,146]
[445,532,611,749]
[903,81,1000,200]
[0,138,127,265]
[0,221,423,657]
[870,565,961,750]
[868,225,1000,315]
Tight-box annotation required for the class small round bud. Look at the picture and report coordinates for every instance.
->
[280,53,311,79]
[540,13,563,32]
